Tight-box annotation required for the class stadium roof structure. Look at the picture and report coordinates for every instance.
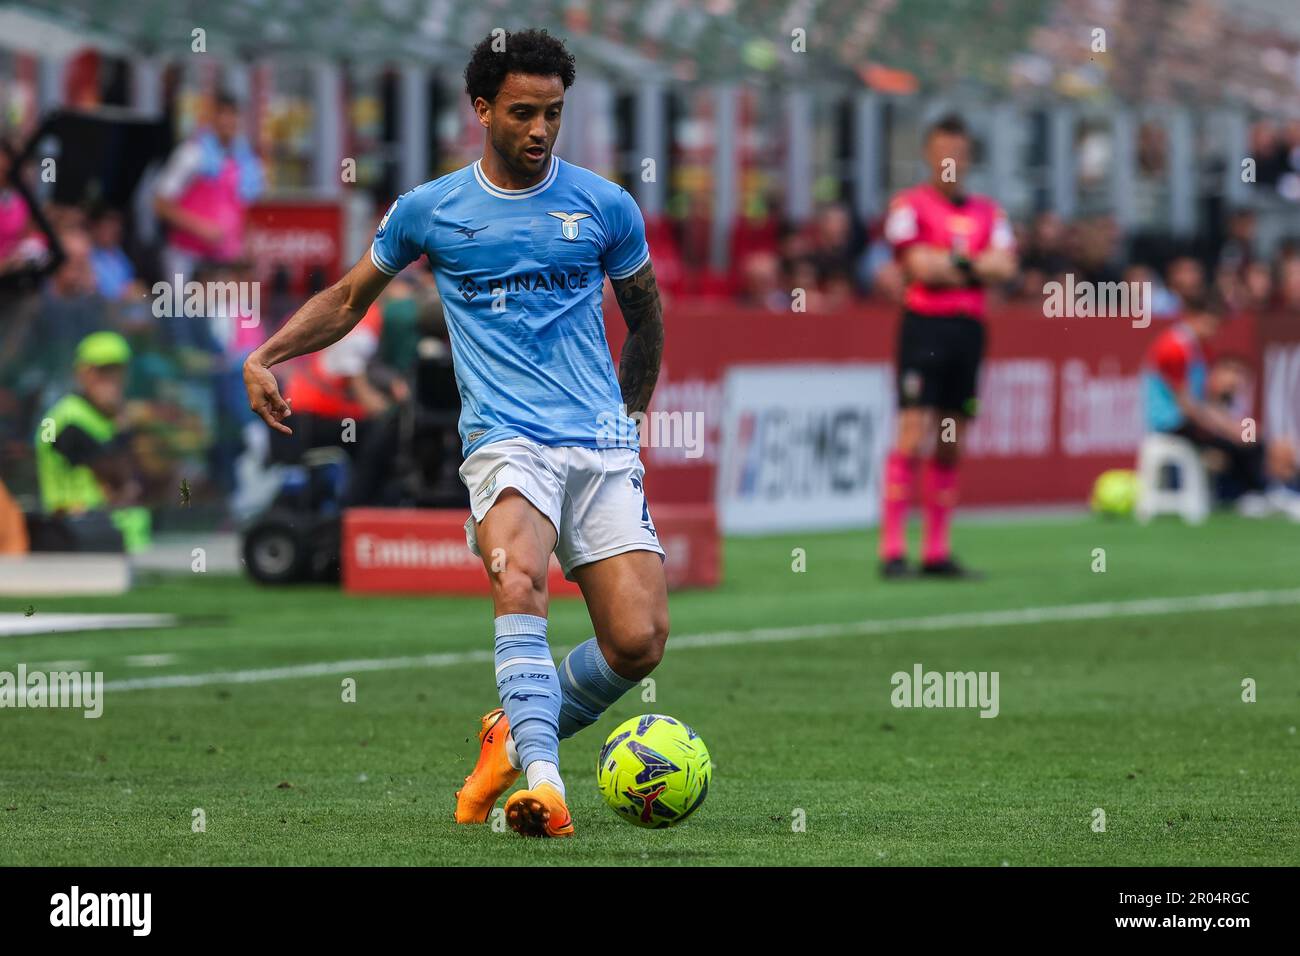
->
[12,0,1300,107]
[12,0,1041,87]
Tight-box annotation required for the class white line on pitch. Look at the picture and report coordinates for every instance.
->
[24,660,90,671]
[102,648,497,692]
[666,587,1300,650]
[0,613,177,638]
[98,587,1300,694]
[123,654,179,667]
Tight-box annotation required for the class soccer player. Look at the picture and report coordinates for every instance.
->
[1143,290,1300,516]
[243,29,667,837]
[878,114,1017,578]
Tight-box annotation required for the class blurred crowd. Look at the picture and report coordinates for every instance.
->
[658,201,1300,317]
[4,93,1300,523]
[0,101,449,521]
[1247,118,1300,201]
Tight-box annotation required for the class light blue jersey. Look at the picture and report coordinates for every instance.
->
[370,156,650,456]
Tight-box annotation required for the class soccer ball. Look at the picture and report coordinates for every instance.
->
[1090,468,1138,516]
[596,714,711,829]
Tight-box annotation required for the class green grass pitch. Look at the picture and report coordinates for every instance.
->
[1,514,1296,866]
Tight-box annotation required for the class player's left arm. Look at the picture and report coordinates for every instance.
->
[973,207,1018,284]
[973,247,1017,284]
[610,259,664,416]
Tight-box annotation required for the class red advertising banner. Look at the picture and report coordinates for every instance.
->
[343,504,720,596]
[605,297,1263,510]
[342,507,580,596]
[1259,312,1300,448]
[245,201,344,297]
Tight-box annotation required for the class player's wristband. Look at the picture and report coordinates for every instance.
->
[951,252,978,286]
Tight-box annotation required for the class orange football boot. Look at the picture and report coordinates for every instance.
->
[454,707,520,824]
[504,782,574,838]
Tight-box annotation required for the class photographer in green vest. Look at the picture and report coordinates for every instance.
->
[34,331,151,553]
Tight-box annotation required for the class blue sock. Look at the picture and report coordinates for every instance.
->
[557,637,638,739]
[493,614,560,773]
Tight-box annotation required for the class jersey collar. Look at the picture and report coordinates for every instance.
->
[472,155,560,200]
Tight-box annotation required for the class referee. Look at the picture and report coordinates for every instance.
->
[878,115,1018,578]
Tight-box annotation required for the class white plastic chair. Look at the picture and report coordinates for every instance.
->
[1135,432,1210,525]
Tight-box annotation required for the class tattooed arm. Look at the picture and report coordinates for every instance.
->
[610,260,664,416]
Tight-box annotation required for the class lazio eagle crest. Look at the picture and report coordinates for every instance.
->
[548,211,592,241]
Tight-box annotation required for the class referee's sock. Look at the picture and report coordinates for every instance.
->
[922,458,959,563]
[880,450,918,560]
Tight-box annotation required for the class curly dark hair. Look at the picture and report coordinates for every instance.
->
[464,28,576,105]
[926,113,968,141]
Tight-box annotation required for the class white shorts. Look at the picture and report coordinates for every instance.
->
[459,437,665,579]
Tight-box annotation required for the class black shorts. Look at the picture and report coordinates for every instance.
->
[1173,423,1267,494]
[895,310,986,416]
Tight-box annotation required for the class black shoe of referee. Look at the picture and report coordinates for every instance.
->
[920,556,984,580]
[879,557,915,579]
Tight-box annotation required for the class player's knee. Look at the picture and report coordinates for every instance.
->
[490,562,548,614]
[933,440,962,466]
[606,615,668,679]
[894,434,918,456]
[894,412,927,455]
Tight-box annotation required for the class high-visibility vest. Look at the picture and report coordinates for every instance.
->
[35,393,112,513]
[33,392,151,553]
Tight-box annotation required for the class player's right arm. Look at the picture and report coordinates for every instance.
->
[242,254,393,434]
[244,189,426,434]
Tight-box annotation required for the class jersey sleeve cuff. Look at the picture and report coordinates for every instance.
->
[606,248,651,281]
[369,243,401,276]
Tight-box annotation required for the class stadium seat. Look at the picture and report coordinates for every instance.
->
[1135,433,1210,525]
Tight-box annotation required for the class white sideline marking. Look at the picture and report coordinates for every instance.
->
[668,588,1300,650]
[0,613,176,637]
[124,654,178,668]
[26,660,90,671]
[103,649,495,692]
[99,588,1300,694]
